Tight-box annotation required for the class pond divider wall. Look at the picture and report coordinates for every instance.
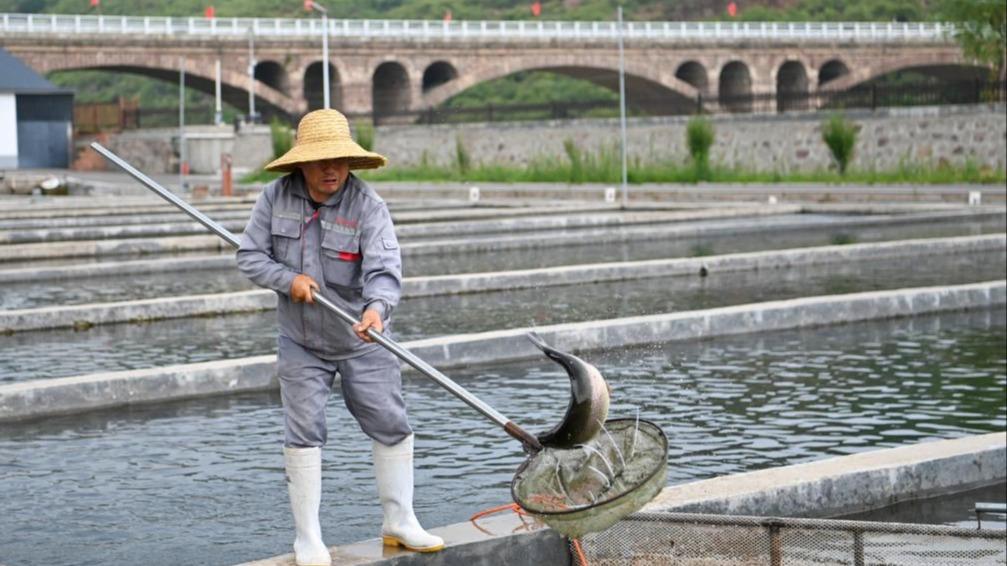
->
[2,281,1004,422]
[1,206,1000,262]
[648,431,1007,518]
[234,432,1007,566]
[3,234,1004,333]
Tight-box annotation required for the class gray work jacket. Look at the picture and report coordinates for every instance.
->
[237,172,402,360]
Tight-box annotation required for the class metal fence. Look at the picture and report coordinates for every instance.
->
[573,512,1007,566]
[373,79,1007,125]
[76,79,1004,131]
[0,13,954,43]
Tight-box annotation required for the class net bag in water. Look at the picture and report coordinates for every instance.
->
[511,418,668,538]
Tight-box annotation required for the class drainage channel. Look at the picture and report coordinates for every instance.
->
[2,214,1003,308]
[2,250,1003,383]
[1,307,1002,566]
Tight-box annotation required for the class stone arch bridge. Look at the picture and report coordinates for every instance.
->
[0,14,984,121]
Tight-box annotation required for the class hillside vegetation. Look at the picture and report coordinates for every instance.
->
[0,0,939,24]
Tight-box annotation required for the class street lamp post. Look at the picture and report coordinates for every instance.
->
[617,5,628,209]
[305,0,330,109]
[247,27,257,122]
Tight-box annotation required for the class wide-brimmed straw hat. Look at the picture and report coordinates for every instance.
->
[264,109,387,172]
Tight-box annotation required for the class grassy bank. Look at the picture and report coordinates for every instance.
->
[241,159,1007,186]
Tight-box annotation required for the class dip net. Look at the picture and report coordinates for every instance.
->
[511,418,668,539]
[569,512,1007,566]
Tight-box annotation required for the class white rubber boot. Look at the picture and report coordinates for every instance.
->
[373,435,445,553]
[283,446,332,566]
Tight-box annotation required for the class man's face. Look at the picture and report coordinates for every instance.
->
[299,158,350,201]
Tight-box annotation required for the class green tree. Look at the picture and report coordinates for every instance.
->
[939,0,1007,77]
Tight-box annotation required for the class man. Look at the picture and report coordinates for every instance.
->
[238,109,444,566]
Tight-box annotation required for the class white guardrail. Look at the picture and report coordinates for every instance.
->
[0,13,953,43]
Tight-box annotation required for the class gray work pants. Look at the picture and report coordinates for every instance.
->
[277,335,412,448]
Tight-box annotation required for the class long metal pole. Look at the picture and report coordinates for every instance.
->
[247,28,256,122]
[89,142,543,454]
[179,58,186,189]
[322,12,330,109]
[617,6,629,208]
[214,58,223,125]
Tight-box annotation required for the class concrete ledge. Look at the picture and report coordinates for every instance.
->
[0,356,277,421]
[237,513,565,566]
[0,290,278,332]
[0,234,229,261]
[0,254,237,284]
[2,281,1003,422]
[404,234,1006,297]
[0,207,778,245]
[2,207,1001,262]
[402,281,1006,368]
[236,433,1006,566]
[648,432,1007,518]
[372,181,1007,204]
[3,234,1003,332]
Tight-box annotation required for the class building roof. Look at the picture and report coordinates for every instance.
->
[0,47,66,94]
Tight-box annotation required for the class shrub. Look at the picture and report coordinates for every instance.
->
[269,117,293,159]
[822,114,858,175]
[563,138,585,183]
[686,116,715,180]
[455,136,471,174]
[353,120,375,151]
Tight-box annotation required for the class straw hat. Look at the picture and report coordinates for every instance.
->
[264,109,387,172]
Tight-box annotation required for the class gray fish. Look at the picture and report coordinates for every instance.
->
[527,332,611,448]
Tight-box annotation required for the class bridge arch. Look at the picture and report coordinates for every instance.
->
[818,59,850,88]
[719,61,753,113]
[777,60,809,112]
[423,61,458,93]
[675,61,709,95]
[255,61,289,96]
[303,61,341,112]
[373,61,412,123]
[421,59,700,116]
[40,58,293,120]
[824,59,990,93]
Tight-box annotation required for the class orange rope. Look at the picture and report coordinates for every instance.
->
[468,503,523,521]
[469,504,590,566]
[571,538,589,566]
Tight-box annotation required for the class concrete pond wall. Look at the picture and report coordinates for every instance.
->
[2,281,1003,422]
[236,432,1006,566]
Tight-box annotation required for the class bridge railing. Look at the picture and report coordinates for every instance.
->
[0,12,953,42]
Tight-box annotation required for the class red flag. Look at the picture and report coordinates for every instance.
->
[204,5,215,18]
[727,2,738,17]
[90,0,99,6]
[443,9,453,22]
[531,1,542,17]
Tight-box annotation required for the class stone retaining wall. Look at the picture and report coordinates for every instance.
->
[374,104,1007,172]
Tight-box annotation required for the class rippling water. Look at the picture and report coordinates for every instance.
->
[1,251,1003,383]
[0,309,1003,566]
[1,215,1002,309]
